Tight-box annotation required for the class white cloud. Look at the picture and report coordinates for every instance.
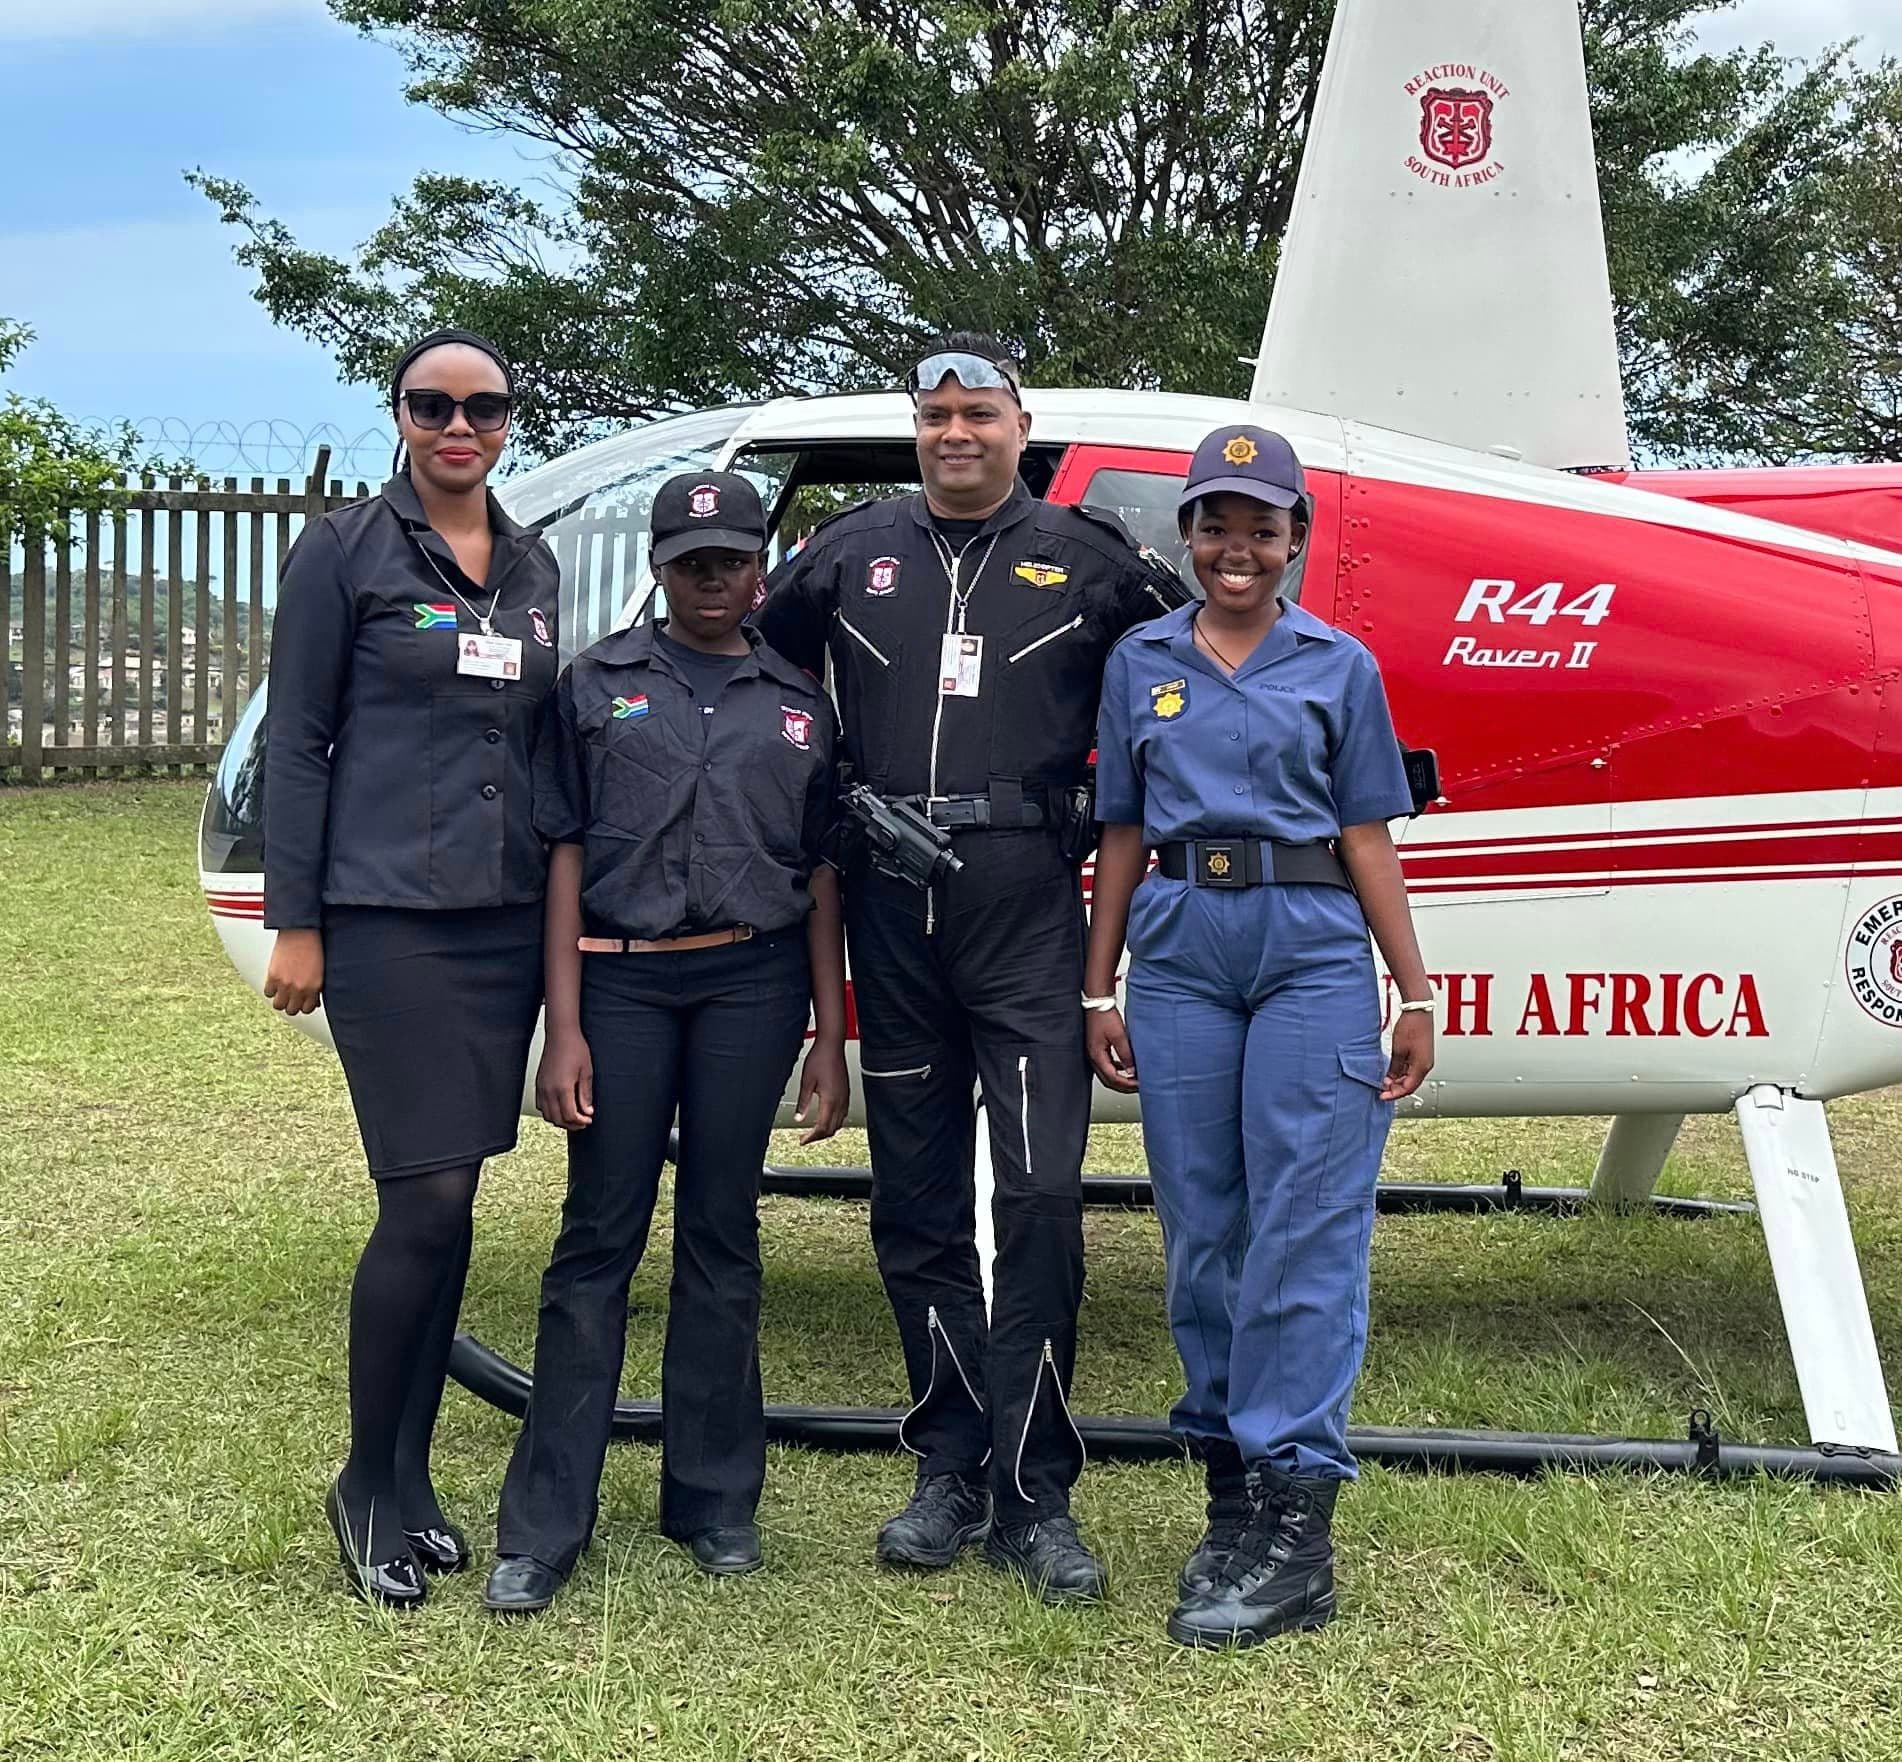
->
[0,0,327,41]
[1693,1,1897,61]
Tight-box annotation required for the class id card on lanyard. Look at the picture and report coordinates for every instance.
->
[456,632,524,680]
[940,633,983,697]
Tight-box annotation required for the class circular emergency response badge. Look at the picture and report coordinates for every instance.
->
[1845,896,1902,1026]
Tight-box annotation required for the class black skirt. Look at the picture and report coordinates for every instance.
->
[322,903,544,1179]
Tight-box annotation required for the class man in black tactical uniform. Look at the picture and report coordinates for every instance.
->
[755,333,1189,1603]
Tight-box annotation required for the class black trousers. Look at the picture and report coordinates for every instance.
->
[846,832,1091,1523]
[496,931,810,1574]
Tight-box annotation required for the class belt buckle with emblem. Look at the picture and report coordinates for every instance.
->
[1198,840,1245,888]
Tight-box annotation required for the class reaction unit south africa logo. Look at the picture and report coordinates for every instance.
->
[1404,62,1509,189]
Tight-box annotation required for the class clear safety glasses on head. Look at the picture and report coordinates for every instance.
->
[907,352,1022,404]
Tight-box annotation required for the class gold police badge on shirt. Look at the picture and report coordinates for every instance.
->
[1150,678,1188,719]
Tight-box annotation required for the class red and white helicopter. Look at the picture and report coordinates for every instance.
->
[203,0,1902,1466]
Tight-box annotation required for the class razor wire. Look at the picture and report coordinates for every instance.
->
[103,417,399,480]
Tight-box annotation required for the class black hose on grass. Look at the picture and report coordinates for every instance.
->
[447,1335,1896,1486]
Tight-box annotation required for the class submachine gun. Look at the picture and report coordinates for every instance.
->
[840,784,965,891]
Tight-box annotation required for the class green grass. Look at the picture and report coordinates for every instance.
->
[4,781,1902,1760]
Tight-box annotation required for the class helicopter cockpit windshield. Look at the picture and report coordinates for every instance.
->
[497,405,798,658]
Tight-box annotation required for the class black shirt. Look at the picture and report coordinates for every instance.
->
[533,622,837,940]
[754,484,1189,800]
[930,513,987,547]
[263,473,562,929]
[654,626,750,697]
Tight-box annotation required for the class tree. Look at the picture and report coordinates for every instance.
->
[193,0,1898,463]
[0,321,169,545]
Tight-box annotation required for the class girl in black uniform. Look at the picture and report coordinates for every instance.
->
[263,329,561,1606]
[482,472,850,1613]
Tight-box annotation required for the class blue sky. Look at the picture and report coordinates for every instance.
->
[0,0,1896,475]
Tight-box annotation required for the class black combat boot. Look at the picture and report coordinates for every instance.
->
[876,1470,992,1569]
[1165,1466,1339,1649]
[984,1514,1107,1605]
[1178,1436,1251,1597]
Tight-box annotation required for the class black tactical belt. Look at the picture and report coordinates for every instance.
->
[898,792,1050,831]
[1156,838,1351,891]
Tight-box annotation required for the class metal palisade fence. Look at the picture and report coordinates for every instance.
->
[3,448,367,783]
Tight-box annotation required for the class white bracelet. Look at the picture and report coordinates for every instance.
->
[1081,993,1119,1013]
[1397,999,1435,1015]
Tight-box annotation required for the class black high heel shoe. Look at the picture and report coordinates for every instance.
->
[325,1481,426,1608]
[404,1520,471,1575]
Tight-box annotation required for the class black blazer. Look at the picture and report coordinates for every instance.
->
[263,473,561,929]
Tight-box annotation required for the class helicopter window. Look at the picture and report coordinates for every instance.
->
[1077,466,1309,604]
[201,682,270,870]
[497,408,783,657]
[742,441,1067,562]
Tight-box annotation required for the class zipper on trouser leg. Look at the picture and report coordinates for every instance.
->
[925,882,935,937]
[898,1304,990,1465]
[1017,1054,1033,1177]
[1013,1337,1089,1504]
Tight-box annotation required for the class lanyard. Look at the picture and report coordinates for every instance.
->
[928,531,1001,632]
[418,543,504,635]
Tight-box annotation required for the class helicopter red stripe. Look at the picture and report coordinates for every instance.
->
[1400,829,1902,883]
[1406,864,1902,896]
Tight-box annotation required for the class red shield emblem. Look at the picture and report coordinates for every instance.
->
[529,606,553,648]
[867,556,900,596]
[688,484,721,518]
[781,707,813,751]
[1420,86,1494,171]
[1888,941,1902,988]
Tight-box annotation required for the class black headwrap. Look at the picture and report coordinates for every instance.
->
[389,327,514,411]
[388,327,515,473]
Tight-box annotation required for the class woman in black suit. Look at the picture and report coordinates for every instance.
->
[262,329,561,1606]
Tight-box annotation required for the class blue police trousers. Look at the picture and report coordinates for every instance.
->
[1123,877,1391,1480]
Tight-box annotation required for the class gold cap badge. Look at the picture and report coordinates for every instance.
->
[1222,435,1259,467]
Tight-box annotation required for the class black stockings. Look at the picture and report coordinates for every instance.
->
[335,1164,479,1563]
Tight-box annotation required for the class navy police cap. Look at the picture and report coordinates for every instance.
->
[1177,424,1306,513]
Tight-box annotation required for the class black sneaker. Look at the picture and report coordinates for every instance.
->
[984,1514,1107,1605]
[876,1471,992,1569]
[1178,1437,1251,1597]
[1166,1468,1338,1649]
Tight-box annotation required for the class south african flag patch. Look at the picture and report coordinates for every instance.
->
[413,603,457,629]
[611,695,650,720]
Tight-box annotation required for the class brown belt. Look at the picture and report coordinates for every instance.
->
[578,926,754,955]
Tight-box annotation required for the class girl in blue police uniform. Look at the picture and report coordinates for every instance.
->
[1082,424,1434,1649]
[263,330,560,1607]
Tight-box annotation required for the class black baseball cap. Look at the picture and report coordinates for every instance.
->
[650,471,769,566]
[1177,424,1306,513]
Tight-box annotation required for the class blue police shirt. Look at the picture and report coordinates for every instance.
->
[1094,598,1412,843]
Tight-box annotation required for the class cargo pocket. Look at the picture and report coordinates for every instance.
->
[1316,1036,1392,1208]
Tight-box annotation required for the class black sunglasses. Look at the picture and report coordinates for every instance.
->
[401,389,514,432]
